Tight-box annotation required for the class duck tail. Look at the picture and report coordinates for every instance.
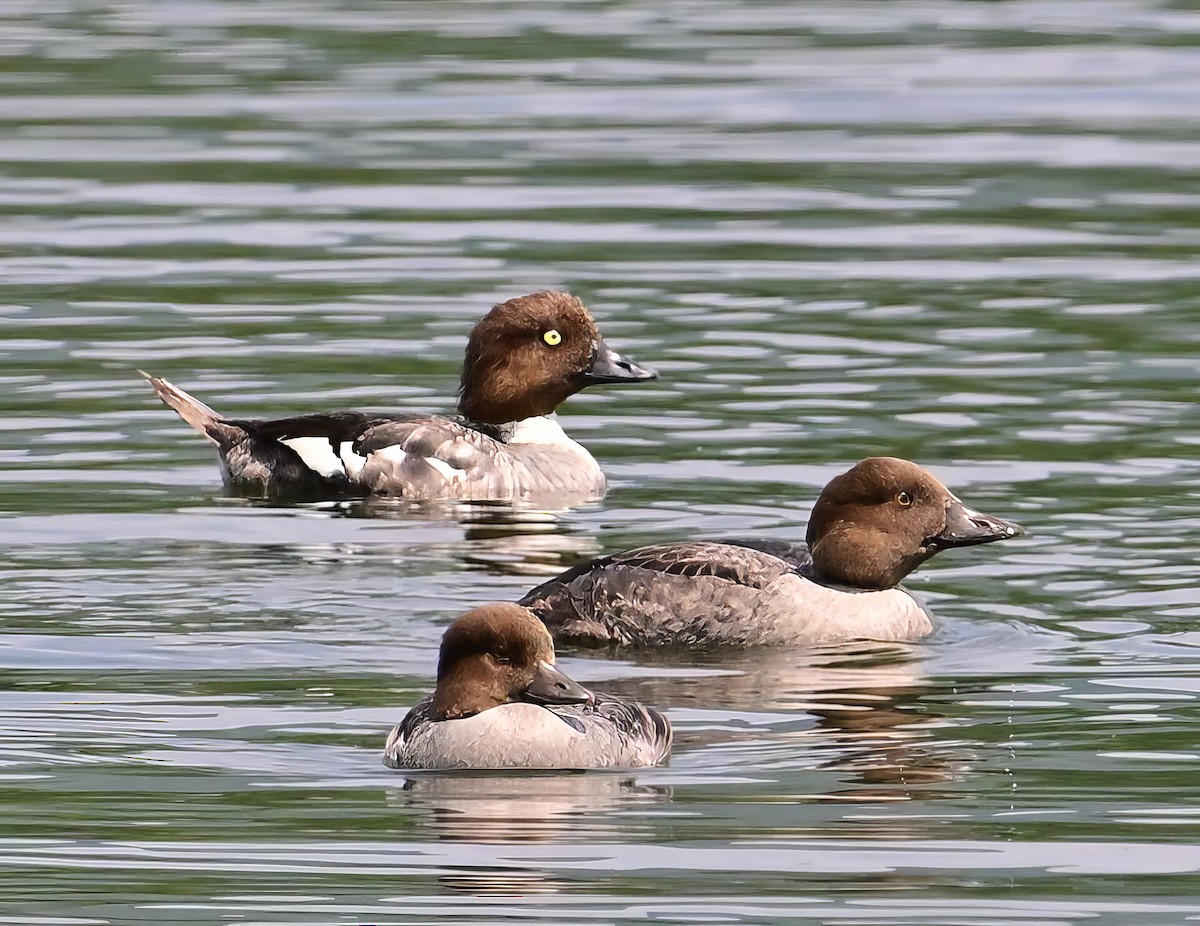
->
[139,371,245,450]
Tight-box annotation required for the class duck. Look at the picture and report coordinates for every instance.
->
[519,457,1024,647]
[142,291,656,502]
[384,602,672,770]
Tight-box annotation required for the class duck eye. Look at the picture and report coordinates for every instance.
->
[492,653,512,666]
[542,329,562,346]
[897,491,913,508]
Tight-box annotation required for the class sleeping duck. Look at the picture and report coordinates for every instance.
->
[384,603,672,769]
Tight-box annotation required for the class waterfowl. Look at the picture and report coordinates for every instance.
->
[384,603,672,769]
[520,457,1023,647]
[142,291,656,501]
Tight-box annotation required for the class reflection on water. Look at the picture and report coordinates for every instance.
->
[618,644,957,796]
[396,772,672,845]
[352,496,609,575]
[601,642,926,712]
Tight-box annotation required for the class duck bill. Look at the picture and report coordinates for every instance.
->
[521,660,593,706]
[934,497,1024,549]
[581,338,657,385]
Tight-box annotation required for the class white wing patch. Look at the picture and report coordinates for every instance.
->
[338,441,367,478]
[369,443,462,484]
[423,456,462,481]
[281,437,346,478]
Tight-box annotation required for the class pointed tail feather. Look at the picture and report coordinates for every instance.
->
[139,371,245,449]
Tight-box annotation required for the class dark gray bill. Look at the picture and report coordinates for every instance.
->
[522,660,593,706]
[935,497,1024,549]
[582,338,657,385]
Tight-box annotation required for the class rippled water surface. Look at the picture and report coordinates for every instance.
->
[4,1,1200,922]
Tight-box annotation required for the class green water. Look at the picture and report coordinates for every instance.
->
[3,1,1200,922]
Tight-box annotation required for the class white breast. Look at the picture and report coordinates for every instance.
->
[760,574,934,644]
[507,415,585,450]
[388,703,591,770]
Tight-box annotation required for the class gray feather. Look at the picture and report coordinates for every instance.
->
[521,541,933,647]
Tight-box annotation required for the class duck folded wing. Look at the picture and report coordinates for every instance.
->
[351,417,516,497]
[713,538,814,573]
[232,411,392,444]
[215,411,427,495]
[239,412,603,501]
[383,696,436,768]
[224,413,507,498]
[520,541,806,647]
[582,694,673,766]
[182,411,382,498]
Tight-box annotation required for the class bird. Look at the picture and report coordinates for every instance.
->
[142,291,656,502]
[520,457,1024,647]
[384,602,672,769]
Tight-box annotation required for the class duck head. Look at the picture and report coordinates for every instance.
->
[457,291,656,425]
[806,456,1023,589]
[430,602,593,720]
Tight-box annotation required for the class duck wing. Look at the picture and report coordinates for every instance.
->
[382,696,436,769]
[520,541,803,646]
[145,371,513,499]
[226,411,496,499]
[553,692,673,766]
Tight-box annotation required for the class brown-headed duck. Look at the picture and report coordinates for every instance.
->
[519,457,1023,647]
[384,603,672,769]
[142,291,656,501]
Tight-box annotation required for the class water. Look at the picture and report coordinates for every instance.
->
[3,0,1200,921]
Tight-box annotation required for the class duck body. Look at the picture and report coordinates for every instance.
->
[520,539,933,647]
[143,292,655,502]
[383,602,672,770]
[521,458,1023,648]
[385,695,671,770]
[153,401,606,501]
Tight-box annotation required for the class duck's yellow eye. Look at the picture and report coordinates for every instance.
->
[897,492,913,508]
[542,329,562,346]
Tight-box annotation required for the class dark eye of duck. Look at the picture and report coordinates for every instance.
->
[542,329,562,346]
[491,652,512,666]
[896,491,913,508]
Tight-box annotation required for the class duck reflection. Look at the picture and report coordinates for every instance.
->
[249,496,602,577]
[571,643,957,794]
[394,770,671,845]
[346,493,599,525]
[433,868,575,896]
[452,504,602,577]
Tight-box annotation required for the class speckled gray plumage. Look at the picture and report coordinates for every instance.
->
[520,541,933,647]
[351,416,606,501]
[384,695,672,770]
[146,380,606,501]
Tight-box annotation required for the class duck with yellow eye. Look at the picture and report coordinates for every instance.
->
[142,291,657,502]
